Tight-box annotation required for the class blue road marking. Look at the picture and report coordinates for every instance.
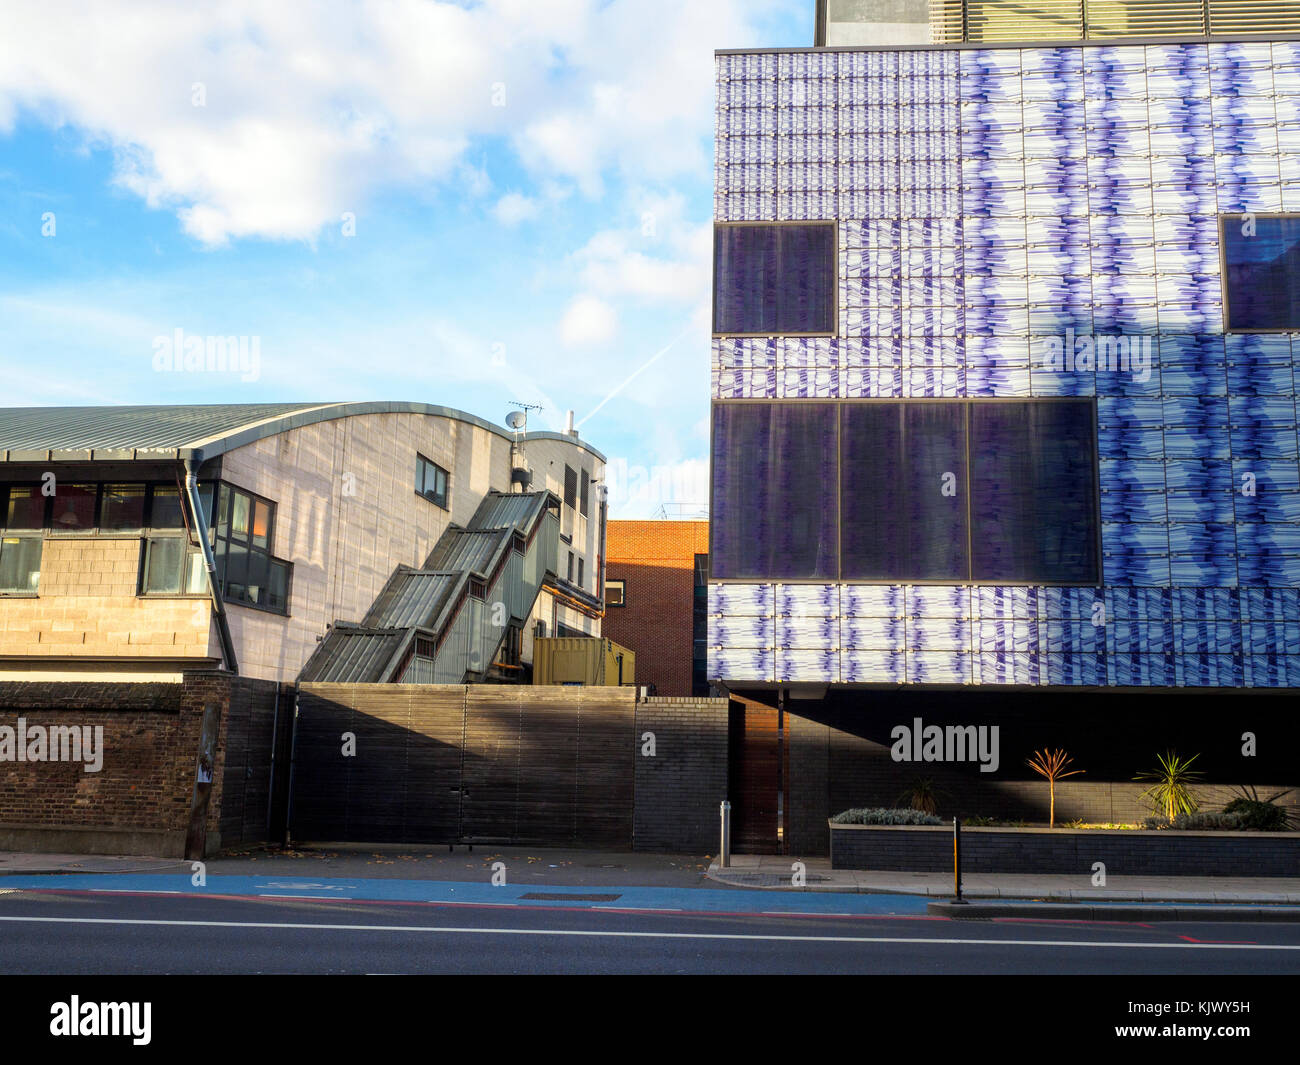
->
[0,874,932,915]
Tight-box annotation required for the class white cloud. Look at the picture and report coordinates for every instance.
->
[493,192,539,226]
[559,295,618,347]
[0,0,785,245]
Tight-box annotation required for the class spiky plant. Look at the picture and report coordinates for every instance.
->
[895,777,945,815]
[1135,751,1203,822]
[1026,748,1084,828]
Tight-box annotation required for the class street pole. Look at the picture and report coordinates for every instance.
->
[720,800,732,869]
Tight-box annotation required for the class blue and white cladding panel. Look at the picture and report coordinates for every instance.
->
[710,41,1300,688]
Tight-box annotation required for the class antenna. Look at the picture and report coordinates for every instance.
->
[506,404,542,493]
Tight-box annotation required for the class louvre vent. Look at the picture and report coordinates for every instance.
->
[929,0,1300,41]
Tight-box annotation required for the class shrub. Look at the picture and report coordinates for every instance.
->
[1224,786,1296,831]
[831,807,943,826]
[1171,811,1245,831]
[1135,751,1203,820]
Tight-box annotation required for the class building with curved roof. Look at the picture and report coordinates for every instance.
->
[0,402,606,683]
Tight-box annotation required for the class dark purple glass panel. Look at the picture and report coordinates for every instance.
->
[841,402,968,580]
[713,224,834,334]
[970,401,1099,583]
[1223,215,1300,331]
[711,402,838,579]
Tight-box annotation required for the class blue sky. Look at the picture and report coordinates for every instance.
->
[0,0,809,517]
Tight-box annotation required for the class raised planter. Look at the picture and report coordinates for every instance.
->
[828,821,1300,878]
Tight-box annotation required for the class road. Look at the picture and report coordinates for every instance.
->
[2,880,1299,974]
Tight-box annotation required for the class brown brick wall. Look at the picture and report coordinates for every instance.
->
[603,520,708,698]
[0,671,280,857]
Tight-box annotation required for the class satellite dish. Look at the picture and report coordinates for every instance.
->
[505,410,527,430]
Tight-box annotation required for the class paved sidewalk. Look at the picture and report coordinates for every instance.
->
[0,852,192,876]
[707,853,1300,904]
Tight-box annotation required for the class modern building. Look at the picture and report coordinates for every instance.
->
[710,0,1300,850]
[602,520,710,696]
[0,402,606,684]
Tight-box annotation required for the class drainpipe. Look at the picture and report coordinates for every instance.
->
[183,459,239,675]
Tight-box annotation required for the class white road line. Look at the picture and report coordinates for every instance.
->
[257,894,353,901]
[0,915,1295,949]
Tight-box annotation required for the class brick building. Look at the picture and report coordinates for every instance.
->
[603,521,709,697]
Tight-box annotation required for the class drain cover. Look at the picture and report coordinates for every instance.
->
[519,892,622,902]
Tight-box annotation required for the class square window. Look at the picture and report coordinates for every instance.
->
[606,579,625,606]
[3,486,47,530]
[100,484,147,531]
[49,484,96,531]
[713,223,836,335]
[1222,214,1300,331]
[0,537,42,593]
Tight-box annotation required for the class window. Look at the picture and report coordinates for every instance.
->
[841,403,969,580]
[579,470,590,517]
[206,483,291,613]
[141,537,207,596]
[48,483,97,531]
[1222,214,1300,331]
[710,399,1100,584]
[692,554,709,696]
[564,465,577,509]
[577,557,585,588]
[2,486,46,530]
[567,551,575,582]
[100,484,146,531]
[606,579,625,606]
[0,537,42,594]
[415,455,449,509]
[713,222,836,335]
[710,401,839,580]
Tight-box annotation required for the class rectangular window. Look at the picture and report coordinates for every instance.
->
[579,469,589,517]
[567,551,575,582]
[564,465,577,509]
[141,537,206,596]
[969,401,1099,583]
[49,483,97,531]
[710,401,839,580]
[711,400,1099,584]
[841,403,969,581]
[0,537,42,593]
[205,482,291,613]
[1222,214,1300,331]
[100,484,147,531]
[713,223,836,335]
[415,455,449,509]
[3,486,46,530]
[149,486,187,530]
[577,557,585,588]
[606,578,625,606]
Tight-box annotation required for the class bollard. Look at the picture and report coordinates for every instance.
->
[952,816,968,904]
[720,800,732,869]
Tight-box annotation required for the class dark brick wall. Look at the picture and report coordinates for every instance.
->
[777,688,1300,856]
[830,824,1300,878]
[633,695,729,851]
[0,672,282,857]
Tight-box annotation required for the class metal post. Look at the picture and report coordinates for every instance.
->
[720,800,732,869]
[952,816,967,904]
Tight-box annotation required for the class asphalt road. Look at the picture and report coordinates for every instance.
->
[3,886,1299,975]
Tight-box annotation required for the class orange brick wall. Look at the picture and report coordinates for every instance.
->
[603,520,708,698]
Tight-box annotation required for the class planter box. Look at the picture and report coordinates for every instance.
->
[828,822,1300,878]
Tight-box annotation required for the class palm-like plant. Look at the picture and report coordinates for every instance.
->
[895,777,945,815]
[1135,751,1203,822]
[1026,748,1084,828]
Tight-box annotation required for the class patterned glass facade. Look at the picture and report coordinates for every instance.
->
[709,40,1300,689]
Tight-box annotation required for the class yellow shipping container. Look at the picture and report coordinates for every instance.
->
[532,636,636,687]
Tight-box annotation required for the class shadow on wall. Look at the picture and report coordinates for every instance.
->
[770,685,1300,854]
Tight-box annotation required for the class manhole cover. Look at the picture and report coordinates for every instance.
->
[518,892,622,902]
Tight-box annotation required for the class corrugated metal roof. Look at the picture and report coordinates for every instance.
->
[468,491,549,533]
[423,527,511,574]
[0,403,322,453]
[298,627,407,683]
[362,568,460,629]
[0,402,607,463]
